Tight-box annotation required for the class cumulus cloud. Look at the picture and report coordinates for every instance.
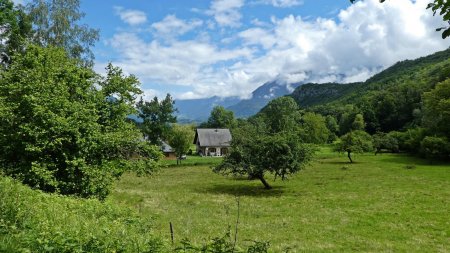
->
[114,6,147,26]
[152,15,203,38]
[105,32,254,98]
[207,0,245,27]
[104,0,449,99]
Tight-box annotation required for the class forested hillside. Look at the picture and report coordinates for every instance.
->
[291,47,450,134]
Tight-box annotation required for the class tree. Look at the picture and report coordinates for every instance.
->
[214,120,314,189]
[137,94,177,145]
[350,0,450,39]
[168,124,193,165]
[26,0,99,66]
[257,96,301,134]
[334,130,373,163]
[0,46,161,199]
[325,115,340,142]
[298,112,330,144]
[373,132,399,154]
[0,0,32,65]
[351,113,365,131]
[204,105,236,129]
[422,79,450,139]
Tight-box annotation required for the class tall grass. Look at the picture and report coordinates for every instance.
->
[0,176,165,252]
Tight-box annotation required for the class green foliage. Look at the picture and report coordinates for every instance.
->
[175,233,269,253]
[298,112,330,144]
[389,128,427,154]
[334,130,373,163]
[26,0,99,66]
[0,0,32,65]
[325,115,339,142]
[203,106,237,129]
[215,122,314,189]
[422,79,450,138]
[168,124,193,162]
[257,96,301,134]
[0,46,160,199]
[137,94,177,145]
[420,136,450,161]
[373,132,399,154]
[351,113,365,131]
[0,176,166,252]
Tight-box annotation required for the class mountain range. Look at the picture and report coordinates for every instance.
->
[175,47,450,124]
[175,81,301,122]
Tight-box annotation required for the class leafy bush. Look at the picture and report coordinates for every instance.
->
[174,232,270,253]
[373,132,399,154]
[389,128,426,153]
[420,136,450,161]
[0,175,166,252]
[0,46,161,199]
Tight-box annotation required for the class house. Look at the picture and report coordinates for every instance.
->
[193,128,232,157]
[161,141,177,160]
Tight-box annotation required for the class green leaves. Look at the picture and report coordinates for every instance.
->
[0,46,160,199]
[137,94,177,145]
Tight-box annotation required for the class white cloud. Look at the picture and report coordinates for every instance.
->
[103,0,449,100]
[256,0,303,8]
[114,6,147,26]
[105,32,253,98]
[152,15,203,38]
[207,0,245,27]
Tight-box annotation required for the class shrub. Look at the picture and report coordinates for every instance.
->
[420,136,450,161]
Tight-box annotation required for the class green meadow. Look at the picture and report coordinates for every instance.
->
[110,148,450,252]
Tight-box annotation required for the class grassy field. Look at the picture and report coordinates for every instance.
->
[161,155,223,167]
[110,148,450,252]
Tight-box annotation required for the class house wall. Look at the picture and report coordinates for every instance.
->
[164,152,177,160]
[198,147,229,157]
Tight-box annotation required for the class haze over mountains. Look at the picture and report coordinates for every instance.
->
[175,80,302,122]
[175,47,450,123]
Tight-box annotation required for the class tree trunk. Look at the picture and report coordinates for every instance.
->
[347,151,353,163]
[258,175,272,189]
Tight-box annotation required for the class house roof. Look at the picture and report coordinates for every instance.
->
[161,141,174,153]
[194,129,232,147]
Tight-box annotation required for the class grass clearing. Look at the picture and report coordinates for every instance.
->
[111,148,450,252]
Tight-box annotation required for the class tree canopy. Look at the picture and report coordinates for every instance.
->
[334,130,373,163]
[137,94,177,145]
[168,124,193,164]
[203,105,236,129]
[26,0,99,66]
[214,125,314,189]
[0,0,31,65]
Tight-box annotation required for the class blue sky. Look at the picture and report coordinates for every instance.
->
[16,0,449,100]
